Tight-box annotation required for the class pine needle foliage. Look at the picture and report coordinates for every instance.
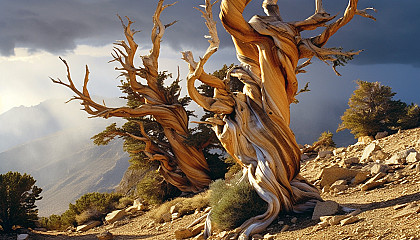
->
[338,80,407,138]
[209,177,267,231]
[0,172,42,232]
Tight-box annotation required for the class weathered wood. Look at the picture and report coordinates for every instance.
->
[184,0,375,238]
[52,0,211,193]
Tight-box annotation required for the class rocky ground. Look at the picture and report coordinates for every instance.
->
[2,128,420,240]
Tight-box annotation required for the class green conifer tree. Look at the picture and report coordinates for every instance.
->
[0,172,42,232]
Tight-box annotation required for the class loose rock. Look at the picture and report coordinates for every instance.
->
[76,221,101,232]
[340,216,360,226]
[97,231,113,240]
[312,200,340,220]
[105,210,126,224]
[361,142,381,162]
[318,167,360,187]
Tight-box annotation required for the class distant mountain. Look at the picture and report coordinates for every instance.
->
[0,97,125,152]
[0,98,130,216]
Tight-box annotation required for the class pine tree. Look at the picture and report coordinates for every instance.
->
[0,172,42,232]
[338,80,406,138]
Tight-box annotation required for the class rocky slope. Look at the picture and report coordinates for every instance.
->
[4,128,420,239]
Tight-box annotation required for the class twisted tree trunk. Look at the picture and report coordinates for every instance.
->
[52,0,211,193]
[184,0,375,238]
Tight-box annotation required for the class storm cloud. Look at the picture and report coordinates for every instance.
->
[0,0,419,66]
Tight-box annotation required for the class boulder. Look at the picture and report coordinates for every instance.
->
[76,221,101,232]
[333,147,346,156]
[371,150,389,161]
[330,180,348,192]
[370,163,389,175]
[318,150,333,159]
[343,157,359,165]
[375,131,388,140]
[406,151,420,163]
[351,171,370,185]
[105,210,126,224]
[386,149,417,165]
[318,166,359,187]
[301,154,310,161]
[361,142,381,162]
[312,200,340,220]
[360,173,387,191]
[161,212,172,222]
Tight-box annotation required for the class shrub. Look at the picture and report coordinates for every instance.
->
[150,191,210,222]
[311,131,336,151]
[136,170,180,205]
[398,103,420,130]
[116,197,134,209]
[75,208,103,225]
[209,177,267,231]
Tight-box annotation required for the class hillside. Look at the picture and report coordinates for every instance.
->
[0,99,130,216]
[14,127,419,240]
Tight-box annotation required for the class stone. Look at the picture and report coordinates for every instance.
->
[343,157,359,165]
[351,171,370,185]
[370,163,389,175]
[340,216,360,226]
[161,212,172,222]
[330,180,348,192]
[301,154,310,161]
[358,136,374,144]
[76,221,101,232]
[280,224,290,232]
[97,231,113,240]
[406,151,420,163]
[333,147,346,156]
[348,209,362,216]
[331,184,348,192]
[312,200,340,220]
[172,213,180,220]
[318,166,359,187]
[105,210,126,224]
[194,232,205,240]
[392,203,419,219]
[416,163,420,173]
[263,233,276,240]
[375,131,388,140]
[170,205,179,214]
[290,217,297,224]
[190,222,205,237]
[17,234,29,240]
[175,228,193,240]
[252,234,263,240]
[371,150,389,161]
[318,150,333,159]
[360,173,387,191]
[361,142,381,162]
[319,215,348,226]
[125,205,139,214]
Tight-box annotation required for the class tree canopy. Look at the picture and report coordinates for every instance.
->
[338,80,420,138]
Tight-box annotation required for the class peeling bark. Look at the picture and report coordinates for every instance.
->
[184,0,375,238]
[52,0,211,193]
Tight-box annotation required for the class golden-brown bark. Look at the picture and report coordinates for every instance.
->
[52,0,211,193]
[184,0,375,238]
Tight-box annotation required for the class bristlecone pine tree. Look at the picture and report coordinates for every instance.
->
[51,1,224,193]
[338,80,420,138]
[0,172,42,232]
[338,80,409,138]
[183,0,375,238]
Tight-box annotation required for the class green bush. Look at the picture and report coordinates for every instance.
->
[209,178,267,231]
[151,191,210,222]
[136,170,180,205]
[39,192,124,229]
[312,131,336,151]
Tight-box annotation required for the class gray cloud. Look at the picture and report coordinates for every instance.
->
[0,0,418,66]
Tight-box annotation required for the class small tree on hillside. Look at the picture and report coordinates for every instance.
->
[338,80,406,138]
[0,172,42,232]
[398,103,420,130]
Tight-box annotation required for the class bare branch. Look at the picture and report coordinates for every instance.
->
[312,0,376,47]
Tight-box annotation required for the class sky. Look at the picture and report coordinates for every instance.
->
[0,0,419,145]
